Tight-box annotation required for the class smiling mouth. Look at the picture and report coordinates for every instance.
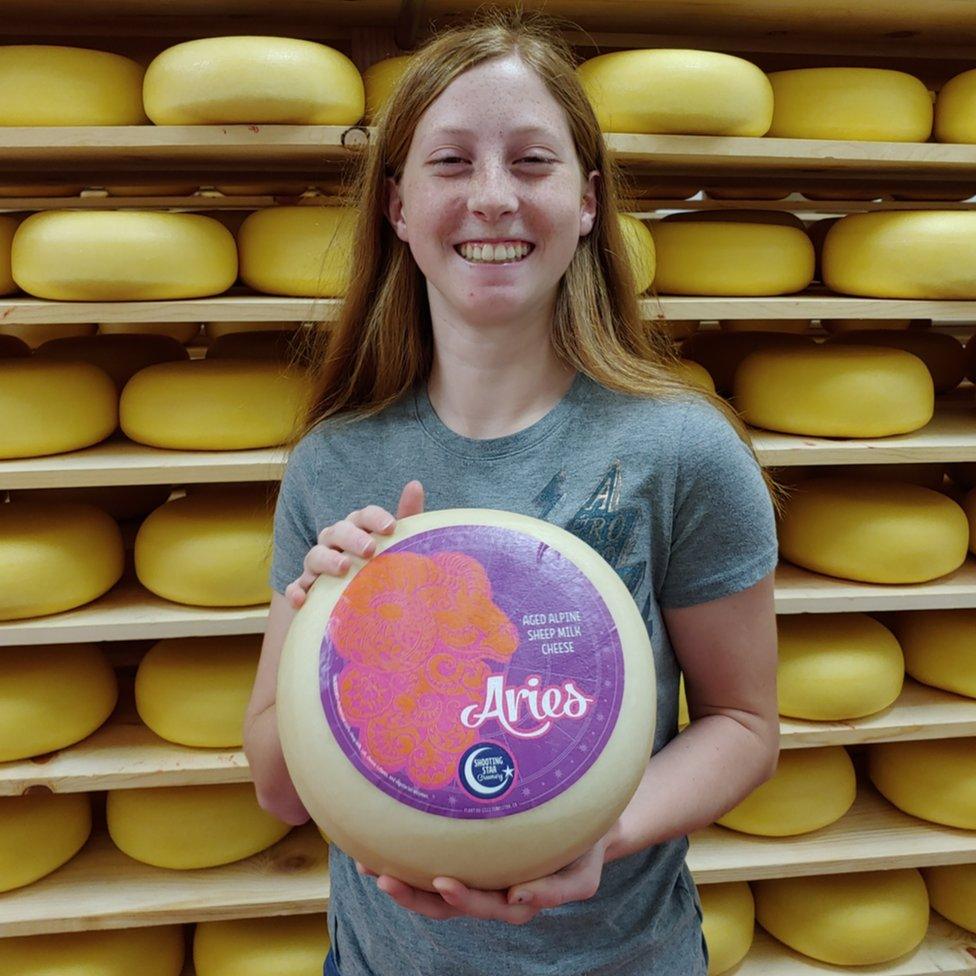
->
[454,242,535,264]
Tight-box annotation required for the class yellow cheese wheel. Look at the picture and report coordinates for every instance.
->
[107,783,291,868]
[935,68,976,143]
[12,211,238,300]
[678,673,690,728]
[0,643,117,761]
[735,345,934,437]
[194,914,329,976]
[753,870,930,965]
[768,68,932,141]
[673,359,716,393]
[663,208,805,230]
[0,500,124,621]
[923,864,976,934]
[205,320,301,339]
[891,610,976,698]
[144,37,364,125]
[135,635,261,747]
[650,220,814,296]
[121,360,308,450]
[0,792,91,892]
[1,214,17,295]
[962,488,976,554]
[0,925,184,976]
[9,485,171,521]
[776,614,904,720]
[699,882,754,976]
[0,322,98,348]
[238,206,355,297]
[868,738,976,828]
[577,50,773,136]
[134,488,273,607]
[778,478,969,584]
[719,319,809,334]
[823,212,976,299]
[0,334,30,358]
[363,55,413,122]
[0,45,146,125]
[99,321,201,344]
[618,214,655,293]
[821,318,930,334]
[205,328,305,363]
[826,330,965,394]
[716,746,856,836]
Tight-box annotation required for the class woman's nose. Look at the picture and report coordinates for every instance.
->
[466,163,519,221]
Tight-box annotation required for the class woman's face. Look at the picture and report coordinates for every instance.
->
[386,54,598,327]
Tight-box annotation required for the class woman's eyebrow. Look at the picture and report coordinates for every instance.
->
[429,124,557,138]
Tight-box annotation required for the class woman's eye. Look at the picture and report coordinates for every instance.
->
[434,157,466,165]
[520,156,556,164]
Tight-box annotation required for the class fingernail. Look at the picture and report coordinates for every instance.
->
[432,878,450,893]
[382,519,395,531]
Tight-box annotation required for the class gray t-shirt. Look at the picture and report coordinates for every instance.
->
[270,371,778,976]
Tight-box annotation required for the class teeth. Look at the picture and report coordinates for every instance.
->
[458,242,531,263]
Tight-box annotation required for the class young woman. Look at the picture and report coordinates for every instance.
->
[244,12,779,976]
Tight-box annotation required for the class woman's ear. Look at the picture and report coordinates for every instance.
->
[580,169,599,237]
[385,176,409,242]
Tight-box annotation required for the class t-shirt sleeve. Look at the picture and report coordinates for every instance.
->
[658,399,778,609]
[269,435,320,596]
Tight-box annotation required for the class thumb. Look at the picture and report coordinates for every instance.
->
[396,480,425,520]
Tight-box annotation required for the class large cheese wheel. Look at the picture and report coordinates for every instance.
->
[0,643,117,761]
[0,360,117,459]
[0,334,30,358]
[778,478,969,584]
[99,321,201,344]
[144,37,364,125]
[0,792,91,892]
[107,783,291,868]
[891,610,976,698]
[826,330,965,394]
[135,635,261,747]
[134,488,273,607]
[823,212,976,299]
[768,68,933,141]
[577,50,772,136]
[618,213,655,293]
[36,333,189,391]
[753,870,930,965]
[12,211,238,300]
[363,55,412,122]
[735,345,934,437]
[650,220,814,296]
[868,738,976,828]
[663,209,805,230]
[0,322,98,348]
[699,882,754,976]
[673,359,715,393]
[0,501,124,620]
[194,914,329,976]
[821,318,930,334]
[681,332,815,397]
[0,45,146,125]
[776,614,904,720]
[962,488,976,554]
[238,207,355,297]
[10,484,171,521]
[935,68,976,143]
[277,509,656,890]
[923,864,976,934]
[719,319,809,334]
[205,320,301,340]
[121,360,309,450]
[205,328,305,364]
[716,746,856,836]
[0,214,17,295]
[0,925,184,976]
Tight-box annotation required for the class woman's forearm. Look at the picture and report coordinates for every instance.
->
[243,703,311,825]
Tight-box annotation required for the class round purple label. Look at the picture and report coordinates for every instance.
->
[319,524,624,819]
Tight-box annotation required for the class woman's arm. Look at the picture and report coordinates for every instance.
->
[605,570,779,862]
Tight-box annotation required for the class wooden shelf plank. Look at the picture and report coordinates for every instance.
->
[0,825,329,938]
[688,784,976,884]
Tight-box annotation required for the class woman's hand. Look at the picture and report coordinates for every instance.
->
[284,480,425,609]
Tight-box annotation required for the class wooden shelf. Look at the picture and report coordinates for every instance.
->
[0,824,329,938]
[687,784,976,884]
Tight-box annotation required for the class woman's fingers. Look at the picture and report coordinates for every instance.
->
[376,876,462,921]
[396,480,425,519]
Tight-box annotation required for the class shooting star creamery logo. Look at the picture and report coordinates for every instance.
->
[459,743,517,800]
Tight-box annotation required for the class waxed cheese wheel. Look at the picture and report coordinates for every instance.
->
[821,318,930,334]
[778,478,969,584]
[0,501,124,620]
[363,55,412,122]
[716,746,856,836]
[699,882,754,976]
[12,211,238,300]
[0,643,117,761]
[194,914,329,976]
[618,214,655,293]
[0,792,91,892]
[768,68,933,141]
[577,50,773,136]
[891,610,976,699]
[719,319,809,334]
[663,209,805,230]
[0,334,29,358]
[135,635,261,747]
[0,45,146,125]
[10,484,171,521]
[0,322,98,348]
[674,359,715,393]
[776,614,904,720]
[107,783,291,868]
[868,738,976,828]
[277,508,656,891]
[1,214,16,294]
[238,207,355,297]
[826,330,965,394]
[0,925,184,976]
[36,333,189,391]
[936,68,976,143]
[120,360,309,450]
[753,870,929,965]
[205,328,305,364]
[99,321,201,344]
[923,864,976,934]
[205,320,301,340]
[734,345,934,437]
[823,212,976,299]
[963,488,976,554]
[650,219,814,296]
[134,488,273,607]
